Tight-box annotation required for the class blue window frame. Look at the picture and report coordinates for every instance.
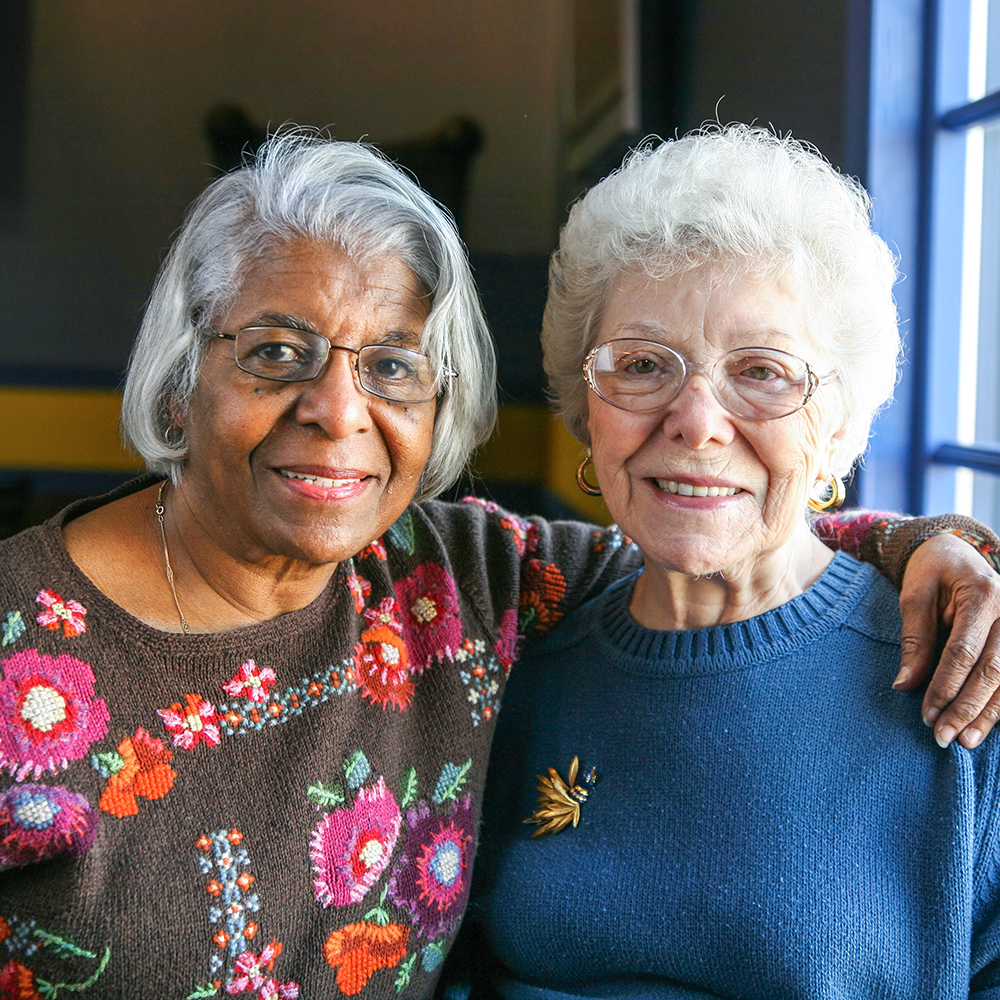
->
[864,0,1000,523]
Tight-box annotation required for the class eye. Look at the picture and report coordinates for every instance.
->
[729,356,796,384]
[368,353,418,381]
[249,341,308,365]
[624,356,662,376]
[740,363,782,381]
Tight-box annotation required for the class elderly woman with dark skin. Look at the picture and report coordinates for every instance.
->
[0,133,997,1000]
[458,127,1000,999]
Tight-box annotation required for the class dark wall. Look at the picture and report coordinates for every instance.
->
[640,0,860,173]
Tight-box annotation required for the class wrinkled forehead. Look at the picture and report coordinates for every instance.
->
[595,259,830,364]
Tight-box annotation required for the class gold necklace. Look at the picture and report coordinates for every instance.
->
[155,481,191,635]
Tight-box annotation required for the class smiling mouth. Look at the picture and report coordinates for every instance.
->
[654,479,742,497]
[280,470,365,489]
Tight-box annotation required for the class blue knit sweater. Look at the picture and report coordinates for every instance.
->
[464,553,1000,999]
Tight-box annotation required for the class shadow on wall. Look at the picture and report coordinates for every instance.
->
[203,105,484,235]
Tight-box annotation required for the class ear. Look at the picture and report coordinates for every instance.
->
[815,421,849,483]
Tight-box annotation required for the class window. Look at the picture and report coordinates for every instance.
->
[865,0,1000,523]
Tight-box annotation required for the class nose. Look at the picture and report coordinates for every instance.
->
[658,370,736,449]
[292,349,373,438]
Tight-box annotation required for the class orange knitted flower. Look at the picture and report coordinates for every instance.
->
[322,921,409,996]
[0,960,42,1000]
[98,728,176,817]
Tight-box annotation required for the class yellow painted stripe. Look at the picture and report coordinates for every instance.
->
[0,390,613,525]
[473,404,612,525]
[0,387,142,472]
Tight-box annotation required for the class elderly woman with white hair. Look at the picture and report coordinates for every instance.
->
[0,131,997,1000]
[460,127,1000,998]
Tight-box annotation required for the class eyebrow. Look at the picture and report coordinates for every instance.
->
[240,314,424,349]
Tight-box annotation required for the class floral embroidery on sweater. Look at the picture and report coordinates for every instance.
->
[34,590,87,639]
[394,563,462,672]
[0,649,109,781]
[354,625,413,711]
[0,783,98,868]
[322,919,409,997]
[386,511,416,555]
[311,776,403,907]
[158,694,222,750]
[346,570,372,614]
[191,829,299,999]
[358,538,387,561]
[1,612,24,649]
[454,639,503,726]
[0,914,110,997]
[92,727,176,817]
[517,560,567,636]
[221,661,277,704]
[219,662,357,736]
[309,752,474,996]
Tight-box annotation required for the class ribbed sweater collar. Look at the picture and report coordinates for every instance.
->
[596,551,874,677]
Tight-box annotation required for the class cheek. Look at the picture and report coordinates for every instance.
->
[384,407,435,480]
[760,414,831,498]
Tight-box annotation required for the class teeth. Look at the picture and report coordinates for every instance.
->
[655,479,740,497]
[281,470,360,489]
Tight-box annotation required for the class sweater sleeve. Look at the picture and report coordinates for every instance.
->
[813,510,1000,589]
[415,499,643,660]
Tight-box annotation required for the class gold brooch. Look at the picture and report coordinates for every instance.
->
[523,755,597,838]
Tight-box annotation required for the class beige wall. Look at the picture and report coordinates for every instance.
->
[1,0,567,374]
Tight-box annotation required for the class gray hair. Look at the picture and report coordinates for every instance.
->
[121,131,496,501]
[543,124,901,478]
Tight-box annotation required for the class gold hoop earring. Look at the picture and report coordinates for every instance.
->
[576,452,602,496]
[807,475,845,512]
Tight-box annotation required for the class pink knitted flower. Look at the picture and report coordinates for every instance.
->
[394,562,462,672]
[311,777,402,907]
[221,660,277,704]
[0,649,109,780]
[35,589,87,638]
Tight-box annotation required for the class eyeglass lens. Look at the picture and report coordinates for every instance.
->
[231,327,438,402]
[586,339,816,419]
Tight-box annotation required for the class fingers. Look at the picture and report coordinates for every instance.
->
[894,533,962,693]
[895,530,1000,748]
[895,582,943,694]
[929,620,1000,748]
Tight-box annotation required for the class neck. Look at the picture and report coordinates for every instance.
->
[159,482,340,633]
[629,526,834,631]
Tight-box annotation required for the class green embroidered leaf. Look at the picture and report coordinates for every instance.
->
[517,607,538,635]
[35,929,97,960]
[432,759,472,804]
[306,781,345,808]
[185,986,221,999]
[386,511,415,554]
[394,953,417,993]
[90,750,126,779]
[400,767,418,808]
[363,904,391,926]
[363,885,391,925]
[37,946,111,995]
[421,941,446,972]
[344,749,371,789]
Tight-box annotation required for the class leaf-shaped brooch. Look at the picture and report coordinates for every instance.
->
[523,755,598,838]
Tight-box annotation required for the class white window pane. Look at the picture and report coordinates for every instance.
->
[971,470,1000,529]
[988,0,1000,93]
[975,120,1000,446]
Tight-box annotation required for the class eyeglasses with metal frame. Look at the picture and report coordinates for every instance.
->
[582,339,836,421]
[211,326,455,403]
